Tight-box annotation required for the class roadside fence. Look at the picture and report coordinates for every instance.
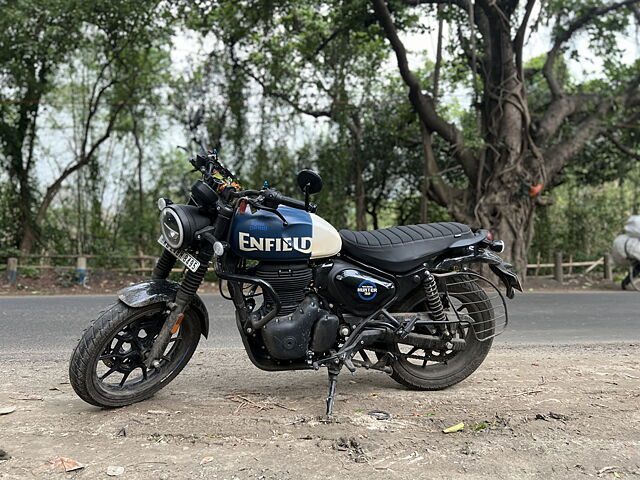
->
[2,253,183,285]
[2,251,616,285]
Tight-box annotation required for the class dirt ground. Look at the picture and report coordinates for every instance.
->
[0,343,638,479]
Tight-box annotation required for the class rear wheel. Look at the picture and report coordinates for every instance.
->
[386,276,494,390]
[69,301,201,408]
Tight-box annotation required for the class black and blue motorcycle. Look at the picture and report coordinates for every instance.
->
[69,149,522,415]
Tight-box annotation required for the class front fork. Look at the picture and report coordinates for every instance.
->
[145,201,233,369]
[145,245,214,369]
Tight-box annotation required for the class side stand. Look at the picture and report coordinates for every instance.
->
[326,366,340,416]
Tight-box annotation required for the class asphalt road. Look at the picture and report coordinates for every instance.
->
[0,292,638,354]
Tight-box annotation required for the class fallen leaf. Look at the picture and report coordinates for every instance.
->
[0,406,16,415]
[443,422,465,434]
[200,456,214,465]
[597,466,620,476]
[46,457,84,472]
[106,465,125,476]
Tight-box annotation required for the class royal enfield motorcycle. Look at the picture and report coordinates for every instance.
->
[69,149,522,415]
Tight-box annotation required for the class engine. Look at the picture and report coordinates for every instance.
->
[256,261,339,360]
[256,262,312,315]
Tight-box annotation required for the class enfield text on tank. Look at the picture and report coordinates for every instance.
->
[69,149,522,415]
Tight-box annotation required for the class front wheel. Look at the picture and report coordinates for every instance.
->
[386,275,495,391]
[69,301,201,408]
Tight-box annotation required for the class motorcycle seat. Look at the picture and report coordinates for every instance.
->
[339,222,475,273]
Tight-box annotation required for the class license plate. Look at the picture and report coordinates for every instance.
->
[157,236,201,273]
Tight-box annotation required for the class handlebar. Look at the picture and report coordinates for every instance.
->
[232,188,316,213]
[263,190,309,211]
[188,151,316,213]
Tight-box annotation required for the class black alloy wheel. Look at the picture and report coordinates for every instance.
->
[69,301,201,408]
[384,275,495,391]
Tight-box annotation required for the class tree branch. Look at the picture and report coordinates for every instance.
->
[402,0,470,10]
[533,94,599,143]
[372,0,478,182]
[35,101,126,225]
[544,100,614,177]
[606,132,640,161]
[245,68,332,119]
[543,0,639,97]
[514,0,536,77]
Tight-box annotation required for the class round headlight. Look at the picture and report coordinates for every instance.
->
[160,204,212,250]
[160,208,184,249]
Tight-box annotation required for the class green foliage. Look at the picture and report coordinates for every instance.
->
[1,0,638,273]
[531,169,640,262]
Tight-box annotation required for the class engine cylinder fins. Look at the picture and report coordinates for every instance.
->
[255,261,312,316]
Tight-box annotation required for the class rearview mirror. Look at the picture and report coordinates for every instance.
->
[297,169,323,194]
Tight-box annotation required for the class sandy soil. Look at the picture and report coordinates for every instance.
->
[0,343,638,479]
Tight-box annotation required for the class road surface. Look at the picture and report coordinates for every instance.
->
[1,292,638,353]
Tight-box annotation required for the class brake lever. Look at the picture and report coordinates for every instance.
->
[245,198,289,226]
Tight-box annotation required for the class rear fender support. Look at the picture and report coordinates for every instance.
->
[434,249,523,299]
[117,280,209,338]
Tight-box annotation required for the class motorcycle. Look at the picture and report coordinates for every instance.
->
[69,149,522,415]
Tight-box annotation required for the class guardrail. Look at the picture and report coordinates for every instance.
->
[2,253,184,284]
[3,251,616,285]
[526,252,613,284]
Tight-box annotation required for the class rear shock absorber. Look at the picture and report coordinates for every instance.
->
[423,272,447,324]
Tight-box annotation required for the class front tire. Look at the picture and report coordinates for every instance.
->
[69,301,201,408]
[387,276,494,390]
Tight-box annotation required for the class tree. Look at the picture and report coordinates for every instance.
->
[0,0,85,252]
[184,1,392,230]
[0,0,173,253]
[371,0,640,270]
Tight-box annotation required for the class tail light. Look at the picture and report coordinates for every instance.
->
[489,240,505,253]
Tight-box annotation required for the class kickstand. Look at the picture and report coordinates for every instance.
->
[326,367,340,416]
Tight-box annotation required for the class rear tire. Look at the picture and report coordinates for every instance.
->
[387,276,494,390]
[69,301,201,408]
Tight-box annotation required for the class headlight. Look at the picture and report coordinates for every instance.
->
[160,205,210,249]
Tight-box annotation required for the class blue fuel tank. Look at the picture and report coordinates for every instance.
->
[228,206,341,261]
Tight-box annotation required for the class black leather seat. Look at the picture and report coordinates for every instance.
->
[339,222,475,273]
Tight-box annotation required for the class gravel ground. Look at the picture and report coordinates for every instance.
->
[0,343,639,479]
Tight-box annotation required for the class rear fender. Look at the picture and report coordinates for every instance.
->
[117,280,209,338]
[434,249,522,299]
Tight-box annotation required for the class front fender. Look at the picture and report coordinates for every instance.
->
[117,280,209,338]
[434,249,523,299]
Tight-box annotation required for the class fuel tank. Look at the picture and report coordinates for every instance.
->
[228,206,342,261]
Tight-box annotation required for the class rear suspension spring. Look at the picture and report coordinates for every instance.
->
[423,273,446,323]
